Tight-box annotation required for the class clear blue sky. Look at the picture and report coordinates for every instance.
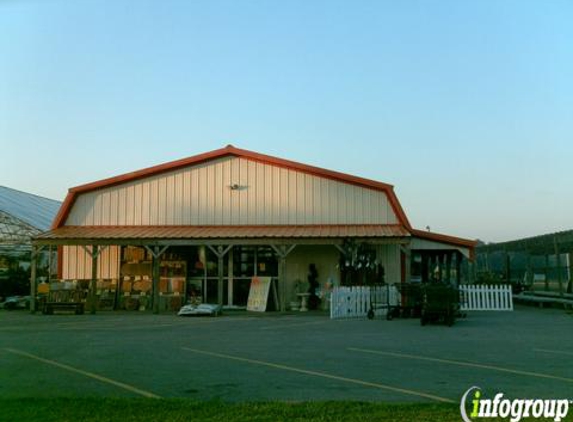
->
[1,0,571,242]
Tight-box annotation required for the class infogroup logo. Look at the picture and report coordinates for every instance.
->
[460,386,571,422]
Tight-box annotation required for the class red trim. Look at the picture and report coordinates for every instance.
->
[51,145,412,230]
[52,192,75,230]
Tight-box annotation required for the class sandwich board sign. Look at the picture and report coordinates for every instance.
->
[247,277,272,312]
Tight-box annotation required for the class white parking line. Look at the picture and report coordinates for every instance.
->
[533,348,573,357]
[181,346,454,403]
[4,348,161,398]
[259,320,329,330]
[348,347,573,383]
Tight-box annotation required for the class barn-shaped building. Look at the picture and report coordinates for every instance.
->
[33,145,476,313]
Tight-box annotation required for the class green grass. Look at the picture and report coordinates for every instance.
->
[3,398,566,422]
[0,399,535,422]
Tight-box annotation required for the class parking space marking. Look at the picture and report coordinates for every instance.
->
[259,320,329,330]
[533,348,573,357]
[88,316,259,330]
[181,346,454,403]
[5,316,259,332]
[4,348,161,398]
[348,348,573,383]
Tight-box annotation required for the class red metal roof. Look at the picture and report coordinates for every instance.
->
[46,145,476,253]
[36,224,410,241]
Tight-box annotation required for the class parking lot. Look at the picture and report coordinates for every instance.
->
[1,306,572,403]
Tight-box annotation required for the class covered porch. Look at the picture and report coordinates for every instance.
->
[31,224,410,314]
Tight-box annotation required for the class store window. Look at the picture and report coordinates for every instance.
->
[119,246,187,311]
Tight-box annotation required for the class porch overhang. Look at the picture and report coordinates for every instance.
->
[33,224,411,247]
[410,229,477,260]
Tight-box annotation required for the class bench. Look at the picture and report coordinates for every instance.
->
[42,302,85,315]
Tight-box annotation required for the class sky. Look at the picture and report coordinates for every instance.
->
[1,0,572,243]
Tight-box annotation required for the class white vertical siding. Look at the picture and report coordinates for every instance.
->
[62,246,120,280]
[65,156,398,226]
[377,244,401,284]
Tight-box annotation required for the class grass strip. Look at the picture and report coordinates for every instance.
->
[0,398,533,422]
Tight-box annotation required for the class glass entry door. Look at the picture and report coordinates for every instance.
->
[185,245,278,307]
[230,246,278,307]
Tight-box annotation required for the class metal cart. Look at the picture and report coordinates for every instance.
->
[385,283,423,319]
[367,283,422,320]
[367,284,398,320]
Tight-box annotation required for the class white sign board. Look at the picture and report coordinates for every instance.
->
[247,277,272,312]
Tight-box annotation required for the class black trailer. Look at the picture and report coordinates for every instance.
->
[420,283,460,326]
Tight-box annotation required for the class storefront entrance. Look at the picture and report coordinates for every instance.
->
[119,245,279,310]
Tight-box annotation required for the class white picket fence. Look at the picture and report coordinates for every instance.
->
[459,284,513,311]
[330,285,400,319]
[330,284,513,319]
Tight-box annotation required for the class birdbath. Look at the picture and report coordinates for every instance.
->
[296,293,310,312]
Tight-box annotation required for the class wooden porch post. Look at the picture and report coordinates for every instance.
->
[47,245,52,283]
[30,245,38,314]
[207,245,233,306]
[401,243,411,284]
[455,252,461,286]
[217,250,224,306]
[445,252,452,284]
[144,245,169,314]
[152,248,160,314]
[271,244,297,312]
[90,245,99,314]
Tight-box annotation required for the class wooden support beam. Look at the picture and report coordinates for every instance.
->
[445,252,452,284]
[421,252,430,283]
[89,245,99,314]
[271,244,297,312]
[333,244,346,255]
[277,256,287,312]
[152,246,161,314]
[455,252,462,286]
[217,253,224,306]
[81,244,108,259]
[402,244,411,284]
[48,245,52,283]
[207,245,233,258]
[144,245,170,314]
[144,245,169,259]
[207,245,232,306]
